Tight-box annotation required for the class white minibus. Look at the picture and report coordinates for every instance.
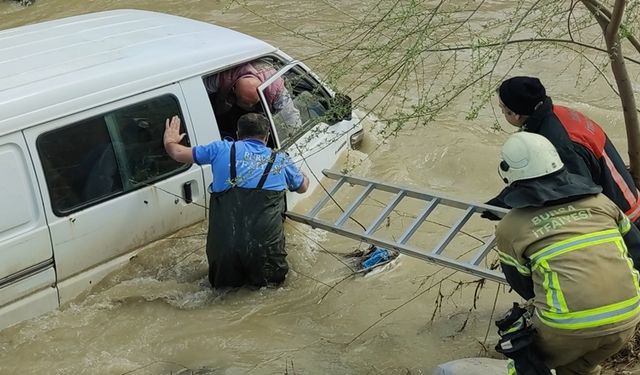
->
[0,9,363,330]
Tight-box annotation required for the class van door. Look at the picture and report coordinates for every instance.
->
[23,84,205,304]
[0,132,58,329]
[258,63,360,207]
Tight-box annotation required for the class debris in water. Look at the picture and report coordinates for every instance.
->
[14,0,34,6]
[174,368,217,375]
[346,244,399,274]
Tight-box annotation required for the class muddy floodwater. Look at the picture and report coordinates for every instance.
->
[1,1,639,374]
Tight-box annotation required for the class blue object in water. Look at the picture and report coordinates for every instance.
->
[361,247,391,269]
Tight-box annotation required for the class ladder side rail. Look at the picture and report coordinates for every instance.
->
[365,190,406,235]
[286,212,506,283]
[335,183,375,227]
[324,169,508,216]
[432,206,476,255]
[323,171,405,195]
[404,190,475,211]
[470,236,498,266]
[398,198,440,244]
[308,177,346,217]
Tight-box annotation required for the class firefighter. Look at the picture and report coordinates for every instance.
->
[494,132,640,375]
[486,76,640,230]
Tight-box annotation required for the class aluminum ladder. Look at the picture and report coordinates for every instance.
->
[286,170,509,283]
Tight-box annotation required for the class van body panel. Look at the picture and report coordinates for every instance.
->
[23,84,205,281]
[42,171,203,280]
[0,133,55,307]
[0,268,55,307]
[0,277,58,330]
[0,10,276,137]
[285,118,359,210]
[56,246,145,305]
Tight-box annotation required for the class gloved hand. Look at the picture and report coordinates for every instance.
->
[481,194,509,221]
[481,210,502,221]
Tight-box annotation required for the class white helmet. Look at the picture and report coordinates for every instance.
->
[499,132,564,184]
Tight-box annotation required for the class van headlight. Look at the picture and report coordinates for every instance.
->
[350,129,364,149]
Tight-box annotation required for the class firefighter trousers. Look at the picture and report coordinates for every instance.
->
[534,324,636,375]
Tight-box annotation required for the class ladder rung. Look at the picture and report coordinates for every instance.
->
[308,177,346,217]
[470,236,497,266]
[335,183,375,227]
[432,206,476,255]
[398,198,440,244]
[365,190,406,235]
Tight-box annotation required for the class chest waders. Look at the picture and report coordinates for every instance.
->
[206,143,288,288]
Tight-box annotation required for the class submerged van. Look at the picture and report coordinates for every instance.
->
[0,9,363,330]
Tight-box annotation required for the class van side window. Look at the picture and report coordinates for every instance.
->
[37,95,189,215]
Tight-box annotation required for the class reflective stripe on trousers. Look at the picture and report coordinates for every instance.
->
[530,229,640,330]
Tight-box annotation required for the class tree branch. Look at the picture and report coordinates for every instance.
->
[582,0,640,184]
[581,0,640,54]
[417,37,640,65]
[606,0,626,45]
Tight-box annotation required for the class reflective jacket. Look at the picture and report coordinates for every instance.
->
[524,98,640,223]
[496,194,640,336]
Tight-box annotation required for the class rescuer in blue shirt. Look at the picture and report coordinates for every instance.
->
[163,113,309,288]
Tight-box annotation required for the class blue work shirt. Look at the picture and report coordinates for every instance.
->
[192,139,304,193]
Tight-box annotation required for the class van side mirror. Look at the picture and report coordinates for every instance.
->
[326,93,352,124]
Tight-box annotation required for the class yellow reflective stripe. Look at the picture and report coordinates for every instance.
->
[551,269,568,313]
[497,250,530,276]
[538,295,640,330]
[507,359,516,375]
[619,215,631,235]
[539,260,568,314]
[530,229,620,267]
[503,317,525,334]
[541,261,554,312]
[615,239,640,292]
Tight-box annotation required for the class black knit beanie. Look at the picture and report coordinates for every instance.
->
[499,76,547,115]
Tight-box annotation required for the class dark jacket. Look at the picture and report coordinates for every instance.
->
[490,97,640,224]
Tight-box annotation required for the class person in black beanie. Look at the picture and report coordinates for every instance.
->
[483,76,640,232]
[498,76,547,120]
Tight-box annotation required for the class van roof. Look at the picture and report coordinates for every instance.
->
[0,9,278,136]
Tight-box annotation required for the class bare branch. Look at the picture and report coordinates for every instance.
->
[417,37,640,65]
[606,0,626,45]
[581,0,640,54]
[568,0,580,41]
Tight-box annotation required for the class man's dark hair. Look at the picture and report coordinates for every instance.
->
[237,113,270,140]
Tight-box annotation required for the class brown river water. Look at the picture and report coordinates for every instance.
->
[1,1,639,374]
